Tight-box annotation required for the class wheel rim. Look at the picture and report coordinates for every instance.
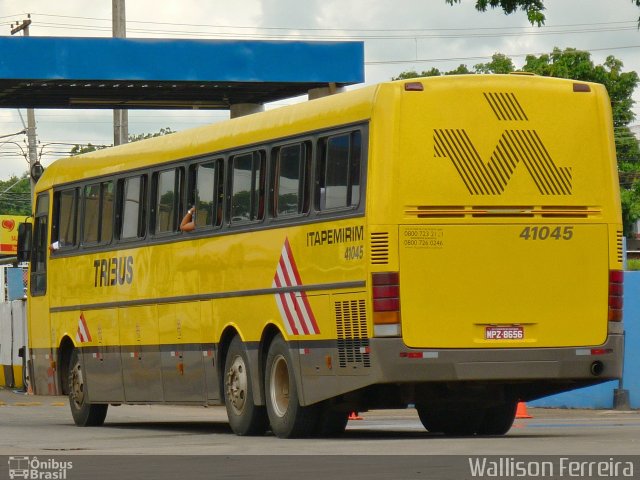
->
[226,354,248,415]
[70,357,85,408]
[269,354,289,418]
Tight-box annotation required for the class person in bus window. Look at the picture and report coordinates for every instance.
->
[180,206,196,232]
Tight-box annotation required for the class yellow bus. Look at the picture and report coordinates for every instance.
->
[18,74,624,437]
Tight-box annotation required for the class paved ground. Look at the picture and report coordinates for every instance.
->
[1,387,639,456]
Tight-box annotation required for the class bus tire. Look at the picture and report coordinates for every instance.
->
[415,403,444,433]
[478,400,517,436]
[265,334,318,438]
[416,403,483,436]
[223,336,268,436]
[68,348,107,427]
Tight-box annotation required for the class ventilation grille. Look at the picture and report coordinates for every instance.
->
[483,92,528,121]
[335,299,370,369]
[404,205,601,219]
[370,232,390,265]
[617,230,624,264]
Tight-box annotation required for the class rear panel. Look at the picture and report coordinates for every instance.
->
[387,75,621,350]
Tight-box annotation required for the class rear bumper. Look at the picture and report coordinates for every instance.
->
[370,334,624,383]
[296,334,623,406]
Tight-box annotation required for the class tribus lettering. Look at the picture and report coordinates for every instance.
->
[93,256,134,287]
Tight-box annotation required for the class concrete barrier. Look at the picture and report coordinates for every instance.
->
[0,299,26,388]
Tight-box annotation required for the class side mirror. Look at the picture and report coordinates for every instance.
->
[17,222,32,262]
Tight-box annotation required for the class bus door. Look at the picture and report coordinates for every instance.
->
[29,192,57,394]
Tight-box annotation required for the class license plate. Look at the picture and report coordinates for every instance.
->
[485,326,524,340]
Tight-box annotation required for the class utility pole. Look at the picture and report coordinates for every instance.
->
[11,15,39,196]
[112,0,129,146]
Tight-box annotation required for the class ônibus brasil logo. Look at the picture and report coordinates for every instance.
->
[8,456,73,479]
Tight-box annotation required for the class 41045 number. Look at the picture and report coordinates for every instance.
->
[519,225,573,241]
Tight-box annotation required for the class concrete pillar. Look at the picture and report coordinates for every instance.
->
[230,103,265,119]
[308,83,345,100]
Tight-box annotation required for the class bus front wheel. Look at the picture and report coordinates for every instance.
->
[265,334,318,438]
[223,336,268,436]
[68,348,107,426]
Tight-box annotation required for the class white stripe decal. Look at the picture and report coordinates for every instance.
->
[272,238,320,336]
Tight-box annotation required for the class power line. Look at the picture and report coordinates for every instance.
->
[25,12,640,32]
[29,21,640,40]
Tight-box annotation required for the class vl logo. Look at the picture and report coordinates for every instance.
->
[433,92,572,195]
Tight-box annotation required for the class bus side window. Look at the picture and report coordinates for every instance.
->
[194,162,215,228]
[153,168,183,234]
[30,193,49,296]
[101,181,115,244]
[215,159,225,227]
[316,130,361,211]
[52,187,78,250]
[231,151,265,223]
[119,175,147,240]
[82,183,100,244]
[273,142,310,217]
[191,159,224,229]
[82,180,114,245]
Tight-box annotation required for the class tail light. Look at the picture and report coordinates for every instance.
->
[373,272,401,336]
[608,270,623,322]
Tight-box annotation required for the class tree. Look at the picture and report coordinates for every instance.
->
[69,128,175,156]
[128,127,175,143]
[70,143,108,156]
[474,53,514,74]
[0,174,31,216]
[445,0,640,26]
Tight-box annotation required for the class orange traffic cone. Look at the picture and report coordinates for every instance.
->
[348,411,363,420]
[515,402,532,419]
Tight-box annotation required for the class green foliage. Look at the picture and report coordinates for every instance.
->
[129,127,175,143]
[445,0,640,26]
[69,128,176,156]
[621,183,640,236]
[70,143,108,156]
[627,258,640,271]
[0,174,31,215]
[474,53,515,74]
[445,0,546,26]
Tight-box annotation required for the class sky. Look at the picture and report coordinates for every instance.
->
[1,0,640,180]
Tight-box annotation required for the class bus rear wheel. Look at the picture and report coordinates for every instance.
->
[416,403,483,436]
[478,400,517,435]
[223,336,268,436]
[315,403,349,437]
[68,348,107,426]
[265,334,318,438]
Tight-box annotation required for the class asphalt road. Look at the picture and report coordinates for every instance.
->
[1,387,639,479]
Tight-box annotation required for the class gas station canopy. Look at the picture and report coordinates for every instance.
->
[0,37,364,109]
